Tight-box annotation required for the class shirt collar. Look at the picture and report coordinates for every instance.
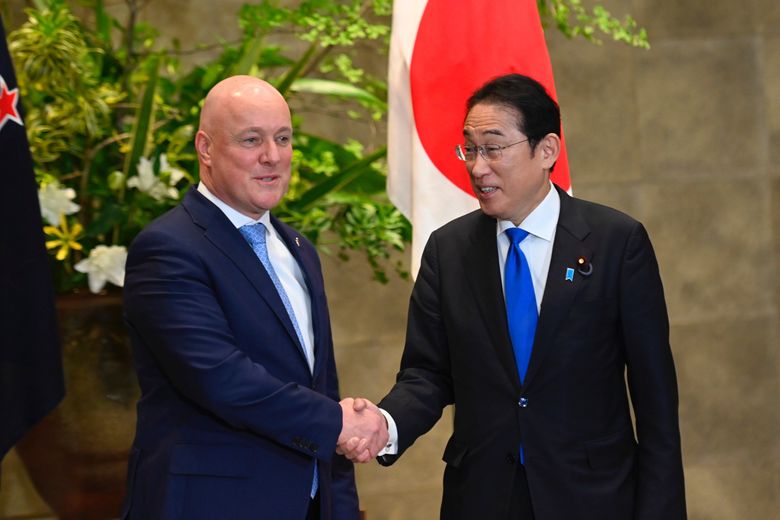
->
[496,181,560,242]
[197,182,272,230]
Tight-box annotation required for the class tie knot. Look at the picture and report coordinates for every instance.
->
[505,227,530,246]
[239,222,268,248]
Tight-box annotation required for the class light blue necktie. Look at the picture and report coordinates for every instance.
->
[239,222,318,498]
[504,227,538,464]
[239,222,306,351]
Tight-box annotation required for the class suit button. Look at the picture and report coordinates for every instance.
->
[519,397,528,408]
[506,453,517,464]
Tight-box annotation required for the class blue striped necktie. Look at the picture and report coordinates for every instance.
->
[239,222,306,351]
[239,222,318,497]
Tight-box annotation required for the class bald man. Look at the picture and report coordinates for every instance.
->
[120,76,385,520]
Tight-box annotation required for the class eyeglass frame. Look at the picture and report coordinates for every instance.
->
[454,138,530,162]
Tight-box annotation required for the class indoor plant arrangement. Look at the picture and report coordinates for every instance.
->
[10,0,407,293]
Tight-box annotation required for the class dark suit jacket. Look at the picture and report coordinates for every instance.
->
[121,188,358,520]
[379,186,685,520]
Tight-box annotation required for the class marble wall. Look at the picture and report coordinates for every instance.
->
[1,0,778,518]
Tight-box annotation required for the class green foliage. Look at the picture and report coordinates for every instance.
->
[537,0,650,49]
[10,0,405,290]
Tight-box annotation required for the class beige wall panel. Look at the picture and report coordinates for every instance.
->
[633,0,754,39]
[749,0,780,36]
[569,182,643,219]
[672,317,779,519]
[765,37,780,173]
[547,33,643,184]
[636,39,762,179]
[637,179,771,322]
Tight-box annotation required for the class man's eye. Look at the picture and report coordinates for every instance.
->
[276,135,291,145]
[464,145,477,154]
[242,137,258,144]
[483,145,500,152]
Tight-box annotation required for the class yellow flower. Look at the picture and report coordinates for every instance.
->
[44,215,84,261]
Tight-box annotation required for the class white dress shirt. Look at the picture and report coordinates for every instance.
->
[380,182,561,456]
[197,183,316,373]
[496,182,560,311]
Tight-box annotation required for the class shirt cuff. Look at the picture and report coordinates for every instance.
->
[377,408,398,455]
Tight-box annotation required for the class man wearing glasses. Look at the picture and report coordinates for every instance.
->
[344,74,686,519]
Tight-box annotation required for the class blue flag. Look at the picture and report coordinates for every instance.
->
[0,15,65,461]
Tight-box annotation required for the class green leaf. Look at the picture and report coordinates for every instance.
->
[123,55,160,179]
[275,42,317,96]
[289,78,387,109]
[231,35,266,76]
[289,146,387,211]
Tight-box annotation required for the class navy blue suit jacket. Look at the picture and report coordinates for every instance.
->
[121,187,358,520]
[379,186,686,519]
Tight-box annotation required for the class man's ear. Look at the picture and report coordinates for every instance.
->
[195,130,212,167]
[539,133,561,169]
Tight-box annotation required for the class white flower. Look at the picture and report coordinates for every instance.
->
[159,154,187,185]
[74,245,127,294]
[127,154,185,201]
[38,182,80,225]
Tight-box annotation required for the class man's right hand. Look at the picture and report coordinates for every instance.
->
[337,397,389,463]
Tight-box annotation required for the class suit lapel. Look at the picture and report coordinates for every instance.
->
[182,189,310,370]
[463,212,523,391]
[522,187,591,388]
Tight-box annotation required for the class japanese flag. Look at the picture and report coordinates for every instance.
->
[387,0,570,276]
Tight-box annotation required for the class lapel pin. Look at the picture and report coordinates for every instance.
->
[295,236,301,247]
[576,256,593,276]
[565,268,575,282]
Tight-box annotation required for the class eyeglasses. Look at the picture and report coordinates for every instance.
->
[454,139,529,162]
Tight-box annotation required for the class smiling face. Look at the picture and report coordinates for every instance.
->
[463,102,559,226]
[196,76,292,220]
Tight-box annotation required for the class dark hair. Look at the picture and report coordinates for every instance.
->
[467,73,561,156]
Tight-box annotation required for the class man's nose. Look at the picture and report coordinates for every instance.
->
[469,153,492,177]
[259,141,280,164]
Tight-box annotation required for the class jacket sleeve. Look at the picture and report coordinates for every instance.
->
[378,231,454,464]
[124,226,343,462]
[619,222,687,519]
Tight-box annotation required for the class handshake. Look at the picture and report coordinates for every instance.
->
[337,397,390,463]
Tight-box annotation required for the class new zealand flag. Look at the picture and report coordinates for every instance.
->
[0,15,64,461]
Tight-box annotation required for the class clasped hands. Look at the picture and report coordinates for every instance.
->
[337,397,388,463]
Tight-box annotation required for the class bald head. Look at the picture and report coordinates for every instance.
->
[195,75,294,219]
[200,75,289,135]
